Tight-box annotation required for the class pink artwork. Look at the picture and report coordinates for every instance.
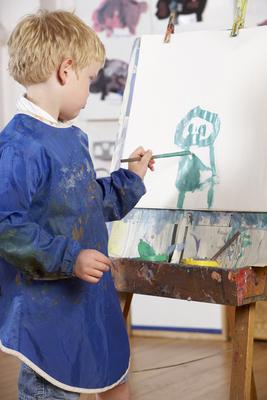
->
[92,0,148,36]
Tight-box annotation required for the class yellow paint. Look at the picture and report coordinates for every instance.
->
[72,225,84,241]
[181,258,219,267]
[108,221,129,257]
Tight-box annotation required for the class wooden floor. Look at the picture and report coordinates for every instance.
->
[1,337,267,399]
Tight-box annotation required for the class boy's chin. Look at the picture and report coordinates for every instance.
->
[58,110,79,122]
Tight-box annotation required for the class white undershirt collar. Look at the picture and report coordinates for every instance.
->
[16,95,72,128]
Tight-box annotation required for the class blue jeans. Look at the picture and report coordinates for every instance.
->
[18,363,79,400]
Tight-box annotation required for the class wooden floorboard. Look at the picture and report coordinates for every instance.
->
[1,338,267,399]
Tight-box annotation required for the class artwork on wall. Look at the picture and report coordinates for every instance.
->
[75,0,151,120]
[113,28,267,212]
[90,58,128,100]
[151,0,234,33]
[92,0,148,36]
[155,0,208,23]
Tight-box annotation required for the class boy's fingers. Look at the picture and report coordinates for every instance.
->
[140,150,153,165]
[89,269,103,279]
[84,275,100,284]
[134,146,145,155]
[129,146,145,158]
[89,261,110,272]
[90,250,112,267]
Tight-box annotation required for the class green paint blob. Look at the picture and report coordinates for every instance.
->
[137,239,168,262]
[138,239,156,258]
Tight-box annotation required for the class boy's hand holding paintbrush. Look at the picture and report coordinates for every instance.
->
[127,146,155,179]
[122,147,192,179]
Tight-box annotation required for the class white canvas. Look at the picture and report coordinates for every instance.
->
[120,27,267,211]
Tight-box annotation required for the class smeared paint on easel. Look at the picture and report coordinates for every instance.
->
[181,231,241,268]
[138,239,168,262]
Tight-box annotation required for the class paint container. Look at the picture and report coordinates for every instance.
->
[181,258,219,267]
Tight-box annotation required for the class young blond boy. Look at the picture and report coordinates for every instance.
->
[0,10,154,400]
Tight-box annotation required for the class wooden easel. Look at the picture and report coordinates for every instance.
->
[112,1,257,398]
[112,259,267,399]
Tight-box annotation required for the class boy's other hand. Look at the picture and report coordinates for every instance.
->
[73,249,111,283]
[128,146,155,179]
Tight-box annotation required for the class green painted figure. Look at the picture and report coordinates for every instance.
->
[174,106,221,208]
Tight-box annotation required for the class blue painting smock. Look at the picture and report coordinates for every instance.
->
[0,113,145,393]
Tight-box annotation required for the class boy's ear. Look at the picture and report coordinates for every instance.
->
[57,58,73,85]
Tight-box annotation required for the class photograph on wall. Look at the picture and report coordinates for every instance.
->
[75,0,152,120]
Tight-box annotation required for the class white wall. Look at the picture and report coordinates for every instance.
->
[0,0,80,130]
[0,0,39,127]
[76,119,118,174]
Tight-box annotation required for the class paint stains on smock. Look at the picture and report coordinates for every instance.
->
[0,113,145,391]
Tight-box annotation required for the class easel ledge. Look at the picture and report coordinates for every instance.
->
[111,258,267,307]
[111,258,265,400]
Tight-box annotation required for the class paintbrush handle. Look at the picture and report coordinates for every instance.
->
[211,231,241,261]
[121,151,191,163]
[121,156,143,163]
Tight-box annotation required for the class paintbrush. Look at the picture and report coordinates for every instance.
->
[211,231,241,261]
[121,150,191,163]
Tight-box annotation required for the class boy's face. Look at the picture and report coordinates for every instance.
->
[59,61,102,121]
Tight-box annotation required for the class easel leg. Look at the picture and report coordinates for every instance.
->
[230,303,256,400]
[122,293,133,321]
[251,369,257,400]
[118,292,133,336]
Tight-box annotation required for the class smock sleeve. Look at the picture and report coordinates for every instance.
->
[96,168,146,222]
[0,145,81,278]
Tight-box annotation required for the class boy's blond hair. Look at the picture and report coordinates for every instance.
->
[8,10,105,86]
